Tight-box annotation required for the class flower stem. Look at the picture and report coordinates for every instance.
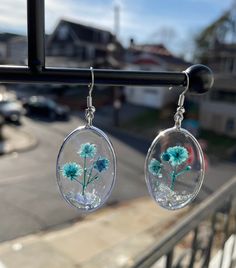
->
[82,156,87,196]
[74,179,83,186]
[87,173,99,185]
[86,165,94,185]
[170,166,177,191]
[170,172,176,191]
[176,166,190,177]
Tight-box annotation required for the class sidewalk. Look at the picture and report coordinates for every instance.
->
[0,125,37,155]
[0,197,187,268]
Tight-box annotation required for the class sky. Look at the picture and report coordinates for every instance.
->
[0,0,234,58]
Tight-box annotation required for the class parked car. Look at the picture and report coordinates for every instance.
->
[23,96,70,121]
[0,100,25,124]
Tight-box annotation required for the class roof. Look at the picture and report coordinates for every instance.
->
[132,44,172,56]
[131,53,160,65]
[0,33,22,42]
[54,19,115,44]
[128,44,191,68]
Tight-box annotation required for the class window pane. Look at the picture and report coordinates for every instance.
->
[0,0,27,66]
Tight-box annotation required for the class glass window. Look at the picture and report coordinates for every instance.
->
[225,118,235,132]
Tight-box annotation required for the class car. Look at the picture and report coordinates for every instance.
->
[23,96,70,121]
[0,100,25,124]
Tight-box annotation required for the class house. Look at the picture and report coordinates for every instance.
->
[46,19,123,68]
[199,43,236,137]
[124,43,191,108]
[0,33,21,64]
[199,73,236,137]
[7,36,27,65]
[202,43,236,74]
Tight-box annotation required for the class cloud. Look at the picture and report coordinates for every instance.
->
[0,0,27,33]
[0,0,233,56]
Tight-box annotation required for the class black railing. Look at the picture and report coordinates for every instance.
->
[133,176,236,268]
[0,0,213,95]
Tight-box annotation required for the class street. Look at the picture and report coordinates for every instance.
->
[0,115,236,243]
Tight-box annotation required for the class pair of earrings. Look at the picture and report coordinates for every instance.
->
[56,67,205,213]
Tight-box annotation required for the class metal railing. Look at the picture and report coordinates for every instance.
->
[0,0,213,95]
[133,176,236,268]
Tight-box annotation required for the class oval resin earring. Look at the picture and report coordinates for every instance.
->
[145,72,205,210]
[56,67,116,212]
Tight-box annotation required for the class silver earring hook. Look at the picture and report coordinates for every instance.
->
[88,66,94,97]
[174,71,190,129]
[181,71,190,95]
[178,71,190,107]
[87,66,94,108]
[85,67,96,126]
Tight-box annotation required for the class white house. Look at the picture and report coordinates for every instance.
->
[7,36,27,65]
[124,44,191,109]
[0,33,20,64]
[199,74,236,137]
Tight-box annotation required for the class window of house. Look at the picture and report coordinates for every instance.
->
[76,46,85,60]
[102,32,109,44]
[86,46,95,59]
[211,90,236,103]
[58,25,69,40]
[144,89,158,95]
[225,118,235,132]
[51,44,60,56]
[64,44,73,56]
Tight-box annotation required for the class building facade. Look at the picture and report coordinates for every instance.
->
[124,44,191,109]
[46,19,122,68]
[199,44,236,137]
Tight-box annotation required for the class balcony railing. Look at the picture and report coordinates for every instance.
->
[133,176,236,268]
[0,0,213,96]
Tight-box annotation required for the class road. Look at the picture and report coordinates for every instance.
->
[0,115,235,242]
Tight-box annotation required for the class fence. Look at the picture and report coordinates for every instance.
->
[133,176,236,268]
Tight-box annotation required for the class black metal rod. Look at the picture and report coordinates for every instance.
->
[189,227,199,268]
[0,65,214,94]
[166,250,174,268]
[27,0,45,71]
[202,212,217,268]
[219,200,232,268]
[0,66,185,86]
[1,0,214,93]
[229,213,236,268]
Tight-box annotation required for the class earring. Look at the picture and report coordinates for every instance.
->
[145,72,205,210]
[56,67,116,212]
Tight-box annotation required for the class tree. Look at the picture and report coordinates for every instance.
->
[195,3,236,63]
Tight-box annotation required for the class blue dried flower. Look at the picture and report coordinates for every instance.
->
[148,158,162,176]
[167,146,189,166]
[94,157,110,172]
[78,143,97,158]
[161,152,171,162]
[62,162,82,181]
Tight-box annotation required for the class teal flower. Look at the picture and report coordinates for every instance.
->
[167,146,189,166]
[78,143,97,158]
[161,152,171,162]
[94,157,109,172]
[148,158,162,176]
[62,162,82,181]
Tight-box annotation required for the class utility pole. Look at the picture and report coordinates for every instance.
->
[113,4,122,127]
[114,5,120,39]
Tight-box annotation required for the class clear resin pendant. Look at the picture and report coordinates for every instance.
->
[56,126,116,212]
[145,126,205,210]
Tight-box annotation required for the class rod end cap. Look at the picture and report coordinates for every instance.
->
[185,64,214,94]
